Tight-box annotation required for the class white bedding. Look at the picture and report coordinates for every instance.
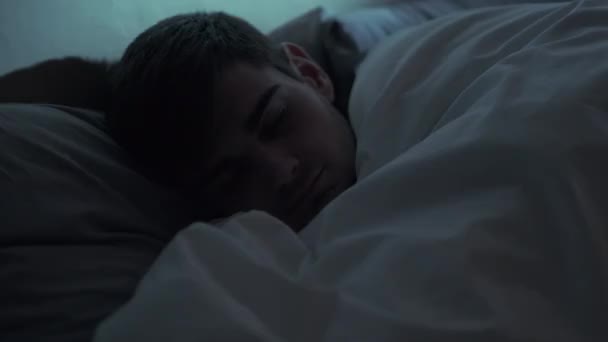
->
[95,1,608,341]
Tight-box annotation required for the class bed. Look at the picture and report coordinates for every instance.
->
[1,1,606,341]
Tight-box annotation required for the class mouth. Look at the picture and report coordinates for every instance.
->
[286,166,325,215]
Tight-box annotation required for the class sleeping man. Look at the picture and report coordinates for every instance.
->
[99,3,608,340]
[107,12,357,232]
[0,11,355,232]
[2,2,605,340]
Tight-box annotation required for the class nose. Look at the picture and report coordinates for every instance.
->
[252,144,299,195]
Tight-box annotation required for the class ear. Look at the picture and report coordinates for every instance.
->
[281,42,335,103]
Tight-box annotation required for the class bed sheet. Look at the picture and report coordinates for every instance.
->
[95,1,608,341]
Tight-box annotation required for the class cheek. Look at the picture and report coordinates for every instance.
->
[287,87,353,158]
[294,110,352,159]
[290,108,331,143]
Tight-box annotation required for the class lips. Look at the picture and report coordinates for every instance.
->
[286,166,325,215]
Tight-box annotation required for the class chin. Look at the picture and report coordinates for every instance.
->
[292,173,355,232]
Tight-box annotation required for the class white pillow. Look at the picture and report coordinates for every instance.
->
[0,104,193,341]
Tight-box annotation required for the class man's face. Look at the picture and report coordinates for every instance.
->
[193,62,356,231]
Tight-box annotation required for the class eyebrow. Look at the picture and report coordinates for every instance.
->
[244,84,280,131]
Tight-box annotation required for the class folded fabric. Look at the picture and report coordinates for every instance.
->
[95,1,608,341]
[0,103,193,342]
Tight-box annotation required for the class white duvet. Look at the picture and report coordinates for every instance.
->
[95,1,608,341]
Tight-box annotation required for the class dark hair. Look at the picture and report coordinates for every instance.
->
[107,12,293,183]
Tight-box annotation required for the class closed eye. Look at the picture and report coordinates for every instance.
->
[260,105,287,140]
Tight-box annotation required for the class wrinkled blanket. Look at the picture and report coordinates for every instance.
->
[95,1,608,341]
